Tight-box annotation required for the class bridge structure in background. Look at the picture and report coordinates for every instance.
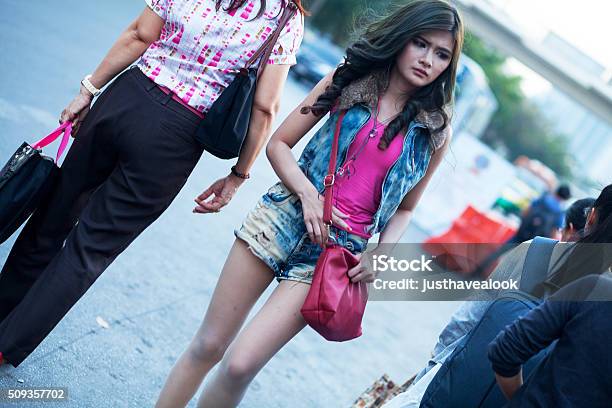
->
[456,0,612,127]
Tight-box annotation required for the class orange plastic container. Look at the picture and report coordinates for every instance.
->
[422,206,516,276]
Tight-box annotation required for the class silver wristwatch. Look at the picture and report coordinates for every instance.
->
[81,74,101,97]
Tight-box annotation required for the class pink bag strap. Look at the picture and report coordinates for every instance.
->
[32,121,73,163]
[323,111,346,226]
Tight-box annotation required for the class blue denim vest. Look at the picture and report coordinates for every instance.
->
[296,104,433,235]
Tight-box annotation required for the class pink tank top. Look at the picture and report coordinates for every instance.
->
[332,117,404,238]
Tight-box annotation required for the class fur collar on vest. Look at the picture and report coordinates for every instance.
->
[336,69,450,150]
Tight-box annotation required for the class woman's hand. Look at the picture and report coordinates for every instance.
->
[348,252,377,283]
[299,189,350,246]
[59,87,93,137]
[193,174,245,214]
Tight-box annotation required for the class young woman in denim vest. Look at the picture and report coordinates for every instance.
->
[157,1,464,406]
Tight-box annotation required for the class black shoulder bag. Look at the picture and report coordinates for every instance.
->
[194,2,298,159]
[0,122,72,243]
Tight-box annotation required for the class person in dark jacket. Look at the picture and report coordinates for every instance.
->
[511,184,571,243]
[488,274,612,407]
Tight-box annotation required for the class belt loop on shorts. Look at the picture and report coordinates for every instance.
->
[345,240,355,251]
[330,227,343,246]
[327,228,338,244]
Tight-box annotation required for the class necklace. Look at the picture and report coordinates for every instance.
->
[337,96,396,177]
[368,98,382,139]
[369,96,398,137]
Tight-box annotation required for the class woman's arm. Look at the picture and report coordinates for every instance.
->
[89,7,164,89]
[265,71,334,197]
[265,71,351,245]
[348,130,451,282]
[194,64,299,214]
[234,65,292,177]
[60,7,164,132]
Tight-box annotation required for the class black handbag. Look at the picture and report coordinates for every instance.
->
[0,122,72,243]
[194,1,297,159]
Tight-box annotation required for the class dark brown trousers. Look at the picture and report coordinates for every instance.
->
[0,68,204,366]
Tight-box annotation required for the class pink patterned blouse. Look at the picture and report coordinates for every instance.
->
[138,0,304,114]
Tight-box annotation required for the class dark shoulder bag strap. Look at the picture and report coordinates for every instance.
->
[244,1,298,74]
[520,236,558,293]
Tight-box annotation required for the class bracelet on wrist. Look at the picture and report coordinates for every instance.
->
[81,74,101,97]
[231,165,250,180]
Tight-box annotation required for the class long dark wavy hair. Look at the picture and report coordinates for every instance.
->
[534,184,612,297]
[302,0,463,151]
[215,0,308,20]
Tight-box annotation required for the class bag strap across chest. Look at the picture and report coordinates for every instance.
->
[322,111,347,226]
[244,2,297,74]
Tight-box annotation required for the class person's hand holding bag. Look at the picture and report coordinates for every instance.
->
[59,85,94,137]
[347,252,378,283]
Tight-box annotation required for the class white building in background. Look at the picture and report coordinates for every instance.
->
[453,55,498,139]
[534,88,612,184]
[532,33,611,185]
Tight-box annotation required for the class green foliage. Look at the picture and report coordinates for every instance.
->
[463,34,573,178]
[307,0,389,45]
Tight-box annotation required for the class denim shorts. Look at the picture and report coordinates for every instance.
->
[235,182,369,284]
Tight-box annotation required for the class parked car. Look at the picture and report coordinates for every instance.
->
[291,32,344,86]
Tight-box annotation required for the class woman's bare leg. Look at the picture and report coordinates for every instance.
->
[155,239,274,408]
[196,280,310,408]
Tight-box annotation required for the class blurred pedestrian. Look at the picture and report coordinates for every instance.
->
[156,1,464,407]
[0,0,305,368]
[560,197,595,241]
[472,183,573,278]
[511,184,572,243]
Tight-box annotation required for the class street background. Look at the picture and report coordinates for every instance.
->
[0,0,458,406]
